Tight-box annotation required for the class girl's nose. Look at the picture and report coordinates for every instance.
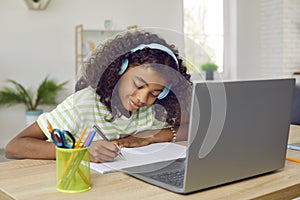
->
[136,90,148,104]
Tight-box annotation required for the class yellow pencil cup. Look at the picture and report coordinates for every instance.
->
[56,147,91,193]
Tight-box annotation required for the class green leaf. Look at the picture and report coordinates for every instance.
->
[0,76,68,110]
[35,77,68,109]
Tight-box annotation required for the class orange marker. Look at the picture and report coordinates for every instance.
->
[286,157,300,163]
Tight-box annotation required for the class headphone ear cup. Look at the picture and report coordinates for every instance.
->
[119,59,129,75]
[157,87,170,100]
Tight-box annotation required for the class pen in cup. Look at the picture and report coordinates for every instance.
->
[93,125,125,159]
[82,130,96,148]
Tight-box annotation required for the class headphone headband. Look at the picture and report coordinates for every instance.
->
[118,43,178,75]
[130,43,179,65]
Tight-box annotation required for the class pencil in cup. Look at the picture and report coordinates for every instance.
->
[58,150,89,186]
[56,147,91,193]
[48,121,90,192]
[57,130,96,191]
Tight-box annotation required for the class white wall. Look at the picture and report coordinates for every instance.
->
[236,0,261,79]
[0,0,184,148]
[260,0,300,79]
[235,0,300,80]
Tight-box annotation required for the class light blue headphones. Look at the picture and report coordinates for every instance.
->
[118,43,178,100]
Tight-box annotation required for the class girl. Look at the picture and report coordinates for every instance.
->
[5,30,192,163]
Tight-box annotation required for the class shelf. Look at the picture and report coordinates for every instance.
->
[74,24,138,81]
[83,29,124,33]
[75,24,124,81]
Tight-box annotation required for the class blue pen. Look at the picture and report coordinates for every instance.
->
[287,144,300,151]
[85,130,96,147]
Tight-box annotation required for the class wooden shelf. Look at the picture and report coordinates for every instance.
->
[74,24,138,81]
[75,24,123,81]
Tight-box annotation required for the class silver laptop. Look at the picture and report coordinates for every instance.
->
[123,78,295,194]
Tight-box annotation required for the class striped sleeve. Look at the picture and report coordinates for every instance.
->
[37,87,93,140]
[37,93,80,140]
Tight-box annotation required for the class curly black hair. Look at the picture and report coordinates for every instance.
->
[75,30,192,126]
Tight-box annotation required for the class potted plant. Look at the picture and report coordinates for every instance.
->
[201,62,219,80]
[0,76,68,125]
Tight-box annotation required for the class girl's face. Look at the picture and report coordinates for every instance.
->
[118,65,166,112]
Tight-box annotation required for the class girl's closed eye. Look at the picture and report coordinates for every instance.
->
[150,91,160,98]
[133,81,143,89]
[133,80,161,98]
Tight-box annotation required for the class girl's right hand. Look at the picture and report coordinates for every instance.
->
[89,140,119,163]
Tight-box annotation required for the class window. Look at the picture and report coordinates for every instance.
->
[184,0,224,73]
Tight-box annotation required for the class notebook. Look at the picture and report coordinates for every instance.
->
[122,78,295,194]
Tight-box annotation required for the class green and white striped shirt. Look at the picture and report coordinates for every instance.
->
[37,86,167,141]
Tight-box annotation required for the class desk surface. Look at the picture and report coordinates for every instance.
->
[1,125,300,200]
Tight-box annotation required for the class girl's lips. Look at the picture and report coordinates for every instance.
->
[129,99,140,110]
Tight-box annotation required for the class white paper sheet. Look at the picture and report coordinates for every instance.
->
[90,142,186,174]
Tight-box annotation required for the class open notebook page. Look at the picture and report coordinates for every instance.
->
[90,142,186,174]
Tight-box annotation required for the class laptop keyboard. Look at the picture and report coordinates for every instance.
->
[149,168,185,188]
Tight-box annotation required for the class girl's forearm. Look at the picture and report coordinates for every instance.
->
[115,124,189,148]
[5,136,56,160]
[140,124,189,144]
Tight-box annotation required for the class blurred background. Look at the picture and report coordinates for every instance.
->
[0,0,299,149]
